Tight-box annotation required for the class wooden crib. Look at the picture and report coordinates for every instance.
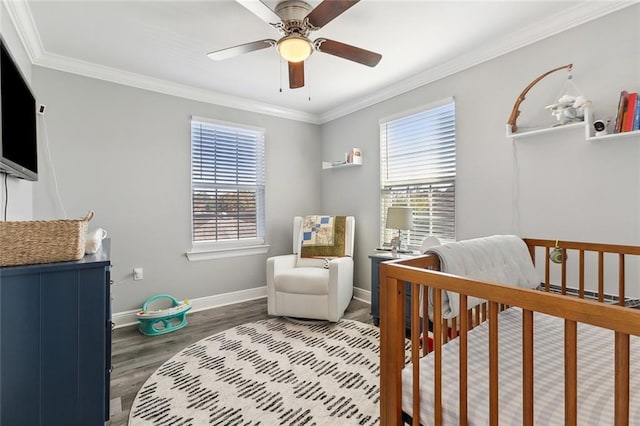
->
[379,238,640,425]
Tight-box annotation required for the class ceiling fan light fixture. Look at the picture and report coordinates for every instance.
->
[277,35,312,63]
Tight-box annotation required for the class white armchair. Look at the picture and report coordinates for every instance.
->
[267,216,355,322]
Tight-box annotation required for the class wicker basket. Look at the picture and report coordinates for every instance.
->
[0,210,94,267]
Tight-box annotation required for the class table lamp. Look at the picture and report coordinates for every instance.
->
[386,207,414,253]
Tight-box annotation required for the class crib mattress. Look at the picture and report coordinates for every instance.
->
[401,307,640,425]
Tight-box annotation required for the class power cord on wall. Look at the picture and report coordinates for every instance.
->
[41,114,67,219]
[511,139,520,235]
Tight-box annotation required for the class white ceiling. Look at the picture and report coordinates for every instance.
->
[6,1,633,123]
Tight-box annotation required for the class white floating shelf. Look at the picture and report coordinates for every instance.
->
[586,129,640,141]
[505,121,585,140]
[584,106,640,141]
[322,161,361,170]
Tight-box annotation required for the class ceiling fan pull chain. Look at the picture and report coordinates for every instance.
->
[307,59,311,101]
[279,55,283,93]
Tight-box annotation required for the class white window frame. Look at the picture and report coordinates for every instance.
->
[186,116,269,261]
[379,97,456,251]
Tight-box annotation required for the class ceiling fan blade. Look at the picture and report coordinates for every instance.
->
[306,0,359,29]
[314,38,382,67]
[288,61,305,89]
[235,0,281,25]
[207,39,276,61]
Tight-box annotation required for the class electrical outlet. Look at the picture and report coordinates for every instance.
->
[133,267,143,281]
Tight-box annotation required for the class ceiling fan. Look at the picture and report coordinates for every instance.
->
[207,0,382,89]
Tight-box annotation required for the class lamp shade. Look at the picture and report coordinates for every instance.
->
[277,35,313,63]
[385,207,414,230]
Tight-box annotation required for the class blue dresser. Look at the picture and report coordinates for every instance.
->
[370,251,426,335]
[0,240,111,426]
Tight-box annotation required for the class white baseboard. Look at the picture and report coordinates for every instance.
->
[112,285,370,328]
[353,287,371,304]
[112,286,267,328]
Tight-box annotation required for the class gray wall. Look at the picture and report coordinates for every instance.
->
[321,5,640,295]
[31,68,322,312]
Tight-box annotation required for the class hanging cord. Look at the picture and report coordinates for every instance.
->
[42,116,68,218]
[3,173,7,221]
[553,67,583,101]
[279,55,283,93]
[511,139,520,235]
[307,57,311,102]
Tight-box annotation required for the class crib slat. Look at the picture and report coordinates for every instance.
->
[561,251,567,295]
[544,247,551,292]
[451,317,457,340]
[411,283,421,426]
[443,318,449,344]
[422,286,430,356]
[618,254,625,306]
[615,332,630,425]
[598,252,604,303]
[579,250,585,299]
[523,310,534,426]
[434,289,443,426]
[459,295,468,426]
[489,302,498,426]
[565,320,577,426]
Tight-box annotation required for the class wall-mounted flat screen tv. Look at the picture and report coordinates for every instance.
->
[0,37,37,181]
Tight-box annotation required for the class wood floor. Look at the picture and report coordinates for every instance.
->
[107,297,372,426]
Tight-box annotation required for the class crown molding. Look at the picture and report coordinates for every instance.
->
[35,52,320,124]
[6,0,635,125]
[3,0,43,63]
[317,1,637,123]
[5,0,320,124]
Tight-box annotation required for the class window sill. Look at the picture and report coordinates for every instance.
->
[186,244,270,261]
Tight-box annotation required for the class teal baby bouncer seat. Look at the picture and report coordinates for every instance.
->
[136,294,191,336]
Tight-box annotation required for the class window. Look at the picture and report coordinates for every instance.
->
[379,98,456,250]
[189,116,266,259]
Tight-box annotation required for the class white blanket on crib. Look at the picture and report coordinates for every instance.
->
[426,235,539,318]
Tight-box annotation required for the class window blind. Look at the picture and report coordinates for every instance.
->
[191,118,265,243]
[380,99,456,249]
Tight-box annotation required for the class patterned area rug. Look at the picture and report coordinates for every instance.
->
[129,319,393,426]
